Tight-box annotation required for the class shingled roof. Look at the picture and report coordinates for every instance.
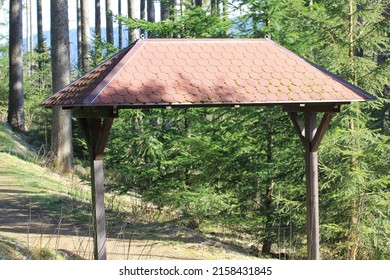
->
[42,38,375,108]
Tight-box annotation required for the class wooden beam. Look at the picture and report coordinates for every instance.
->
[76,117,114,260]
[72,106,118,118]
[283,103,341,113]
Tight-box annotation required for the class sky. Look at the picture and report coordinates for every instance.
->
[0,0,143,45]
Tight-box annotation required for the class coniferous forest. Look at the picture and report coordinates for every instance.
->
[0,0,389,259]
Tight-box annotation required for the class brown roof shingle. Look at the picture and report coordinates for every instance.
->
[41,38,375,108]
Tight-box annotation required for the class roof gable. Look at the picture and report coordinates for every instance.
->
[42,38,375,108]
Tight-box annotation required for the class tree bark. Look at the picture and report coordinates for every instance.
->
[8,0,25,132]
[141,0,146,20]
[147,0,155,22]
[51,0,73,172]
[210,0,217,15]
[261,124,275,255]
[195,0,202,6]
[77,0,82,72]
[161,0,170,21]
[36,0,44,70]
[95,0,101,38]
[106,0,114,45]
[81,0,90,73]
[128,0,141,43]
[118,0,122,48]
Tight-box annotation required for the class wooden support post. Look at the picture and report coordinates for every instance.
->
[304,112,320,260]
[77,117,114,260]
[287,109,335,260]
[91,159,107,260]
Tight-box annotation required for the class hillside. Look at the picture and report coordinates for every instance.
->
[0,122,258,260]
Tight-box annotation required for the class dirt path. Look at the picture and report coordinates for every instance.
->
[0,162,256,260]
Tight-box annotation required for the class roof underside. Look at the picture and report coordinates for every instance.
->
[42,38,375,108]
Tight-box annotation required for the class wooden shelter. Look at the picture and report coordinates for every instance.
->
[42,38,375,260]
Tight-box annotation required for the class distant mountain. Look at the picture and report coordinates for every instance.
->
[24,27,131,66]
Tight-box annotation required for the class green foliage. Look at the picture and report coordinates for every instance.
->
[0,45,9,119]
[119,5,231,38]
[0,0,388,259]
[90,36,120,69]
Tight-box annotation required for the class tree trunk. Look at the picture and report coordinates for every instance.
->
[95,0,101,38]
[81,0,90,73]
[147,0,155,37]
[51,0,73,172]
[128,0,140,43]
[195,0,202,6]
[36,0,44,71]
[261,181,275,255]
[106,0,114,45]
[118,0,122,48]
[29,0,33,54]
[161,0,170,21]
[261,124,275,255]
[147,0,155,22]
[8,0,25,132]
[140,0,146,36]
[171,0,179,37]
[77,0,82,72]
[141,0,146,20]
[210,0,217,15]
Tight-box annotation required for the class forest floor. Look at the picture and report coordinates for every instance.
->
[0,124,258,260]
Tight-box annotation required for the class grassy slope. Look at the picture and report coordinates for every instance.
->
[0,122,258,260]
[0,123,91,259]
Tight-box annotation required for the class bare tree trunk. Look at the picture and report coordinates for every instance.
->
[77,0,82,72]
[261,124,275,255]
[140,0,146,36]
[81,0,90,73]
[106,0,114,45]
[128,0,140,43]
[118,0,122,48]
[36,0,45,86]
[171,0,179,37]
[29,0,33,53]
[8,0,25,132]
[161,0,170,20]
[37,0,44,68]
[306,0,314,6]
[51,0,73,172]
[24,0,30,52]
[141,0,146,20]
[210,0,217,15]
[95,0,101,38]
[147,0,155,22]
[347,0,359,260]
[146,0,155,37]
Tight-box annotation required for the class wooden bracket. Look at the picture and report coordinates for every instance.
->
[72,106,118,119]
[287,112,335,152]
[77,118,114,160]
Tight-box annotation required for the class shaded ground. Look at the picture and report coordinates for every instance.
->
[0,153,258,260]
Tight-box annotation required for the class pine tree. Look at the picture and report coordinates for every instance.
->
[8,0,25,132]
[50,0,73,172]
